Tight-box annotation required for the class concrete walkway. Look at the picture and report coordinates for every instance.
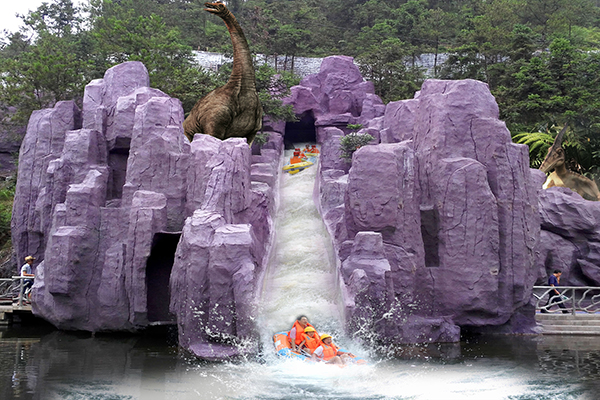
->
[536,312,600,335]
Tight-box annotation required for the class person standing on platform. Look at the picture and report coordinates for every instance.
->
[20,256,35,300]
[542,269,569,314]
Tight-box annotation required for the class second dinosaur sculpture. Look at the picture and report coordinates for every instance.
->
[183,2,263,144]
[539,125,600,201]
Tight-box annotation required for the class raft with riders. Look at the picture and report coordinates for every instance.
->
[282,144,320,175]
[272,315,367,366]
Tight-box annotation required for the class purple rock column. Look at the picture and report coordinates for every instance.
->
[12,101,81,265]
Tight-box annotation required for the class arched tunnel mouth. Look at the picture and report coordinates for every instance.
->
[284,111,316,149]
[146,232,181,323]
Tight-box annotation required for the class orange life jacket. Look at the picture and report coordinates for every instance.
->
[303,335,322,353]
[288,321,316,346]
[290,151,303,164]
[320,342,338,361]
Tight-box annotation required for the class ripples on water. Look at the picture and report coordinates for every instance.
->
[2,330,598,400]
[2,146,600,399]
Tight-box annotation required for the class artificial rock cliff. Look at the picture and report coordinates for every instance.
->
[15,55,593,357]
[288,56,542,343]
[12,61,283,359]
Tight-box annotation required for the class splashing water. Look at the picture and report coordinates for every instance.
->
[258,146,344,336]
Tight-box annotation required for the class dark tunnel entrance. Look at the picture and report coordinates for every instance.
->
[284,111,316,149]
[146,232,180,323]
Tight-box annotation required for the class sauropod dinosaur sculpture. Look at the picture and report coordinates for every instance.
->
[539,125,600,201]
[183,1,262,144]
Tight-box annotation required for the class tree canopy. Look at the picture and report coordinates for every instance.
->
[2,0,600,175]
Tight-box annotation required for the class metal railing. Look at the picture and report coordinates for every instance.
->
[0,276,33,307]
[533,286,600,314]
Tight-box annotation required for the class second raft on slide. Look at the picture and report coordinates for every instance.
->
[282,161,314,175]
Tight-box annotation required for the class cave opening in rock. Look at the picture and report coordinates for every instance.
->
[284,111,316,149]
[420,206,440,268]
[146,232,180,323]
[107,137,130,202]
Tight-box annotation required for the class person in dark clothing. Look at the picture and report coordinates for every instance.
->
[541,269,569,314]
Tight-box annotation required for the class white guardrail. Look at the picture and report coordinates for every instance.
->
[0,276,33,307]
[533,286,600,314]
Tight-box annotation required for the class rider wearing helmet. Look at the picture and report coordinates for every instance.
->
[311,334,354,365]
[298,326,321,354]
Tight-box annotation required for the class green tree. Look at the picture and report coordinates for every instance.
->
[357,37,424,102]
[0,0,90,124]
[87,0,218,113]
[520,0,597,44]
[254,64,300,122]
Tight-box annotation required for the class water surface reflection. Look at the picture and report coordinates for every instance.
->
[1,325,599,399]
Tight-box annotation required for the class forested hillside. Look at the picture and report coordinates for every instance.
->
[1,0,600,263]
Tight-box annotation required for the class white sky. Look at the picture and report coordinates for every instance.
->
[1,1,85,35]
[2,1,47,34]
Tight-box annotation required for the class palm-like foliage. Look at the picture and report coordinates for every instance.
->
[513,124,600,180]
[512,130,555,168]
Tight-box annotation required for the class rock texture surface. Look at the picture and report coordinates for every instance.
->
[13,61,283,359]
[535,176,600,287]
[289,56,541,343]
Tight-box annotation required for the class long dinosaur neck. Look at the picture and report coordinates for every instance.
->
[553,162,569,179]
[219,10,256,90]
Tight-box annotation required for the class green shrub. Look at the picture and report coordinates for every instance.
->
[254,131,270,147]
[340,124,373,162]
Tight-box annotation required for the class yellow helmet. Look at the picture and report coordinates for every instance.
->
[320,334,332,341]
[304,326,316,333]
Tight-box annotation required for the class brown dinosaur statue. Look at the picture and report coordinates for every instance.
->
[183,1,262,144]
[539,125,600,201]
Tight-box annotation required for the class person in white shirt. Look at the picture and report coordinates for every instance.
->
[20,255,35,299]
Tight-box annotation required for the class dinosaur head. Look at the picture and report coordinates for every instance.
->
[539,125,567,173]
[204,2,229,17]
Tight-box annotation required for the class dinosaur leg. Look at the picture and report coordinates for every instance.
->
[203,115,231,141]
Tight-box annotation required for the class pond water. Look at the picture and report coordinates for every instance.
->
[1,325,600,400]
[2,147,600,399]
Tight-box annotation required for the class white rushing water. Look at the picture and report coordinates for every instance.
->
[258,146,343,337]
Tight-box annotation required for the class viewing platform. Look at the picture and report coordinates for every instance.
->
[534,285,600,335]
[0,277,33,325]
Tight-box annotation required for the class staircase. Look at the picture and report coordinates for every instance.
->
[536,313,600,335]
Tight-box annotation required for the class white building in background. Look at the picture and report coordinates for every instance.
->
[193,51,322,77]
[193,51,447,78]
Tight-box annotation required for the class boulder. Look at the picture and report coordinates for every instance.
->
[284,55,385,136]
[306,74,541,343]
[535,186,600,286]
[17,60,281,353]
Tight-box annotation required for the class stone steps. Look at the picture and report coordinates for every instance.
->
[536,313,600,335]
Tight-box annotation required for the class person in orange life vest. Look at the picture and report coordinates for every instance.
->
[289,151,304,164]
[304,144,311,153]
[310,144,319,154]
[311,334,354,365]
[288,315,317,352]
[295,147,308,160]
[298,326,321,354]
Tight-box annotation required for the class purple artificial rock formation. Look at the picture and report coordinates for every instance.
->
[535,182,600,287]
[290,56,541,343]
[285,55,385,147]
[13,61,282,358]
[13,62,191,331]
